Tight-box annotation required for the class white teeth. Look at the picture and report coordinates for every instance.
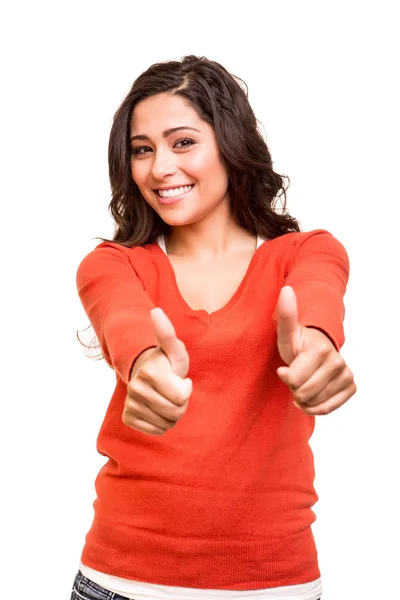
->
[158,185,193,198]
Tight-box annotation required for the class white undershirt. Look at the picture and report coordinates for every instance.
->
[157,234,266,254]
[78,562,322,599]
[78,233,322,599]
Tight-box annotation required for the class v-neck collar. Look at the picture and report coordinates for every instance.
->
[151,236,268,325]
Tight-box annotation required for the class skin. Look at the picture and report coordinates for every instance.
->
[276,286,357,416]
[122,93,357,436]
[129,92,255,257]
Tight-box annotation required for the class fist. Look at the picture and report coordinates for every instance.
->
[276,286,357,415]
[122,308,192,436]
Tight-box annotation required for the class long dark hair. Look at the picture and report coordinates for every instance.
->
[77,55,301,360]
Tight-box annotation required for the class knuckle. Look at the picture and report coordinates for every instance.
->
[339,366,353,387]
[124,398,139,417]
[344,369,354,385]
[293,389,304,402]
[139,365,155,381]
[127,380,141,396]
[175,402,189,419]
[320,344,332,357]
[126,415,167,436]
[318,404,332,415]
[173,390,189,406]
[165,403,186,422]
[164,410,180,423]
[151,427,167,436]
[287,376,301,390]
[160,404,178,422]
[333,355,346,371]
[121,409,136,428]
[348,381,357,397]
[138,423,165,436]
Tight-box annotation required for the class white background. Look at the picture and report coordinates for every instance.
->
[1,1,399,599]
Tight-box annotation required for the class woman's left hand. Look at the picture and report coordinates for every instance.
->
[276,286,357,415]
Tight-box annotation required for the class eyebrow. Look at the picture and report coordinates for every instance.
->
[130,126,200,142]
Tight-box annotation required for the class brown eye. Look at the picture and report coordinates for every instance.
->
[174,139,195,149]
[131,146,152,156]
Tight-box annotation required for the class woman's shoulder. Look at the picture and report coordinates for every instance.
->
[76,239,163,281]
[85,239,162,260]
[270,227,337,243]
[258,228,348,269]
[266,228,346,252]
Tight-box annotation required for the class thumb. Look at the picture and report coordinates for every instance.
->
[276,286,301,356]
[150,308,189,378]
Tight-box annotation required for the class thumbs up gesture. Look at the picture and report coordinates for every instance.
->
[123,308,192,436]
[276,286,357,415]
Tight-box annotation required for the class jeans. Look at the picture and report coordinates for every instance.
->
[70,569,321,599]
[71,571,131,599]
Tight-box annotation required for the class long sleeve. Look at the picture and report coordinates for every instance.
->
[274,230,350,351]
[76,242,159,385]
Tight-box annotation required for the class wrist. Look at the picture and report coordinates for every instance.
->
[130,346,158,380]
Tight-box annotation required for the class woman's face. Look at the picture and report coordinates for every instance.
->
[130,92,230,227]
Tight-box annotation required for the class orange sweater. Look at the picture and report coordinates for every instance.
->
[76,228,349,590]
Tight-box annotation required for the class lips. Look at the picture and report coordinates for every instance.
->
[155,185,195,205]
[155,184,194,195]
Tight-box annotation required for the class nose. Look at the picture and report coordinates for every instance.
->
[151,147,177,181]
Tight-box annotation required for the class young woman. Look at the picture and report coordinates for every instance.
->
[71,55,356,600]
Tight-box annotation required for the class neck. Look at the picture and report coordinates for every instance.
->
[165,208,256,260]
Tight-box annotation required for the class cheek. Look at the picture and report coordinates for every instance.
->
[205,158,229,194]
[130,160,141,183]
[130,159,151,187]
[189,150,228,187]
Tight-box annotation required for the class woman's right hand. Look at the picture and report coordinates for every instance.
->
[122,308,192,436]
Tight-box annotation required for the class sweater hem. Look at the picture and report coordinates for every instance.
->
[80,519,320,590]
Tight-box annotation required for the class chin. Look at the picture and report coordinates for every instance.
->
[159,212,198,227]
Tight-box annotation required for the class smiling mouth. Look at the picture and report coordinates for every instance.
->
[155,184,195,205]
[155,184,195,199]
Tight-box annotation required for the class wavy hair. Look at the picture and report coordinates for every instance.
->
[77,55,301,361]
